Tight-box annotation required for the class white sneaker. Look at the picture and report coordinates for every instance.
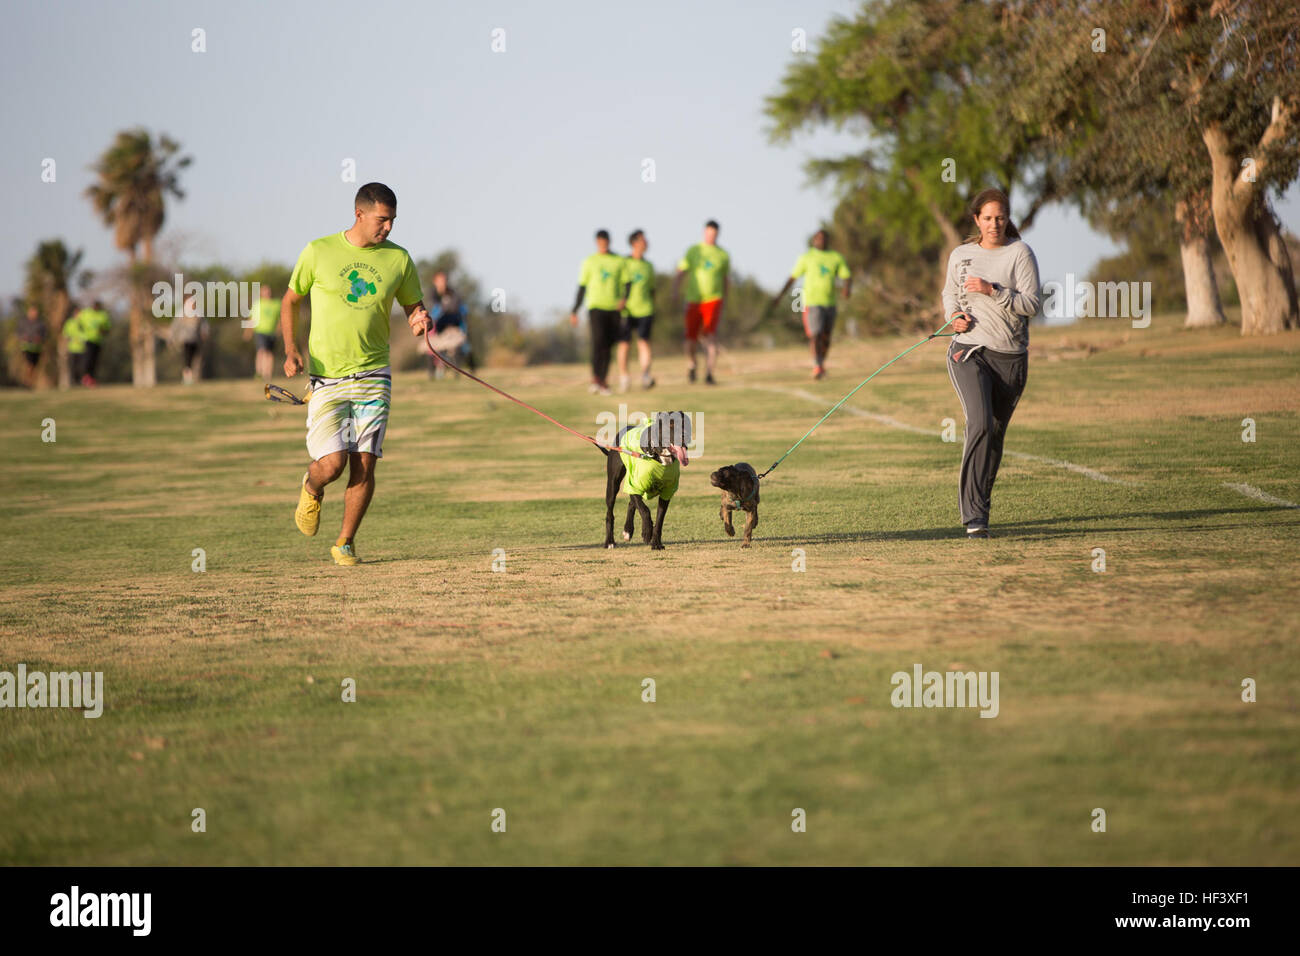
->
[618,375,629,393]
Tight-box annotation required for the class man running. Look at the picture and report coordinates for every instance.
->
[569,229,623,395]
[17,304,46,388]
[70,300,111,386]
[769,229,851,379]
[282,182,430,566]
[673,219,729,385]
[245,284,281,381]
[427,270,473,379]
[615,229,656,391]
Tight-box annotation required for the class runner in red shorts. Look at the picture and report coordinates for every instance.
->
[672,220,730,385]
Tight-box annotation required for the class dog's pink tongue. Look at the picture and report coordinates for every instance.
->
[670,445,689,466]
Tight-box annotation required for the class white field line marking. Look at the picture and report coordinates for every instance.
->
[752,385,1139,486]
[1222,482,1300,509]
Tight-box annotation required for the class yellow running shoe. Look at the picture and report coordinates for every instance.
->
[294,472,322,536]
[330,543,360,566]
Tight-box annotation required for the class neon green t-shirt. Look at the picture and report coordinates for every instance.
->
[64,314,87,354]
[252,298,282,335]
[289,232,423,378]
[619,419,680,502]
[791,249,850,308]
[73,309,111,344]
[579,253,625,311]
[676,243,729,303]
[620,257,655,318]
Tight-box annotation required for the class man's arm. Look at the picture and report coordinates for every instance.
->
[404,299,431,335]
[569,286,586,326]
[672,269,686,308]
[769,276,795,313]
[281,288,306,376]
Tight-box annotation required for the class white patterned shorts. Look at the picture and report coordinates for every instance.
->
[305,366,391,460]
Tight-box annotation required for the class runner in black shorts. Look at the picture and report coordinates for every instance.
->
[615,229,656,390]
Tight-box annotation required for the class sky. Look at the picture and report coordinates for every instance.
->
[4,0,1297,322]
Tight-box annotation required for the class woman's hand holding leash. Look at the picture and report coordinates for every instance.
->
[951,312,974,333]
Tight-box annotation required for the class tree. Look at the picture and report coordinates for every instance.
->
[1011,3,1229,327]
[766,0,1069,331]
[1179,0,1300,333]
[22,240,85,389]
[85,129,191,384]
[1074,0,1299,333]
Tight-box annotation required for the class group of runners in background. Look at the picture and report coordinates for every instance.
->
[15,300,111,387]
[570,220,853,394]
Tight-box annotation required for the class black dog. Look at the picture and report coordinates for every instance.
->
[599,411,692,550]
[709,463,760,547]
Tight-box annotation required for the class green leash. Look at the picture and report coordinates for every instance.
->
[758,320,956,479]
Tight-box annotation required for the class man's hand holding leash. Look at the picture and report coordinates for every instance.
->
[408,304,431,337]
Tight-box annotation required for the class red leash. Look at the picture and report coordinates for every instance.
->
[422,327,653,460]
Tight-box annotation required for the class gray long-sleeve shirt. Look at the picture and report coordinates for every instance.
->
[941,239,1040,354]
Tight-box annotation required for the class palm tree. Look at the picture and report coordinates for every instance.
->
[23,240,84,390]
[85,129,191,386]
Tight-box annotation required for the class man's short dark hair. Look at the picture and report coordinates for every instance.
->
[705,219,720,231]
[628,229,644,245]
[355,182,397,210]
[595,229,610,241]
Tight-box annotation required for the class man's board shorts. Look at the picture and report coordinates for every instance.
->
[684,299,722,341]
[21,349,40,368]
[305,365,391,460]
[802,305,837,338]
[254,332,277,351]
[618,313,655,342]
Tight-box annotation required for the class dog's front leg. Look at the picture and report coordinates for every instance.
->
[741,507,758,548]
[605,459,623,549]
[623,496,639,541]
[650,499,670,550]
[721,500,735,537]
[634,496,653,543]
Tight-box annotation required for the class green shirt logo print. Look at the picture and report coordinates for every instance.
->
[346,269,377,303]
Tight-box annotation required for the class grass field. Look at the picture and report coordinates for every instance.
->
[2,313,1298,865]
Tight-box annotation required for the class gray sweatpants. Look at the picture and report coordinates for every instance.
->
[946,340,1028,527]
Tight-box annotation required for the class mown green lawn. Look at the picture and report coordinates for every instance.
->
[1,314,1297,864]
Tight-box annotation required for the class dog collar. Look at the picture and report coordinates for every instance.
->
[727,475,759,507]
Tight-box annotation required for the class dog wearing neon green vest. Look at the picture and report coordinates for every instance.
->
[600,411,692,550]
